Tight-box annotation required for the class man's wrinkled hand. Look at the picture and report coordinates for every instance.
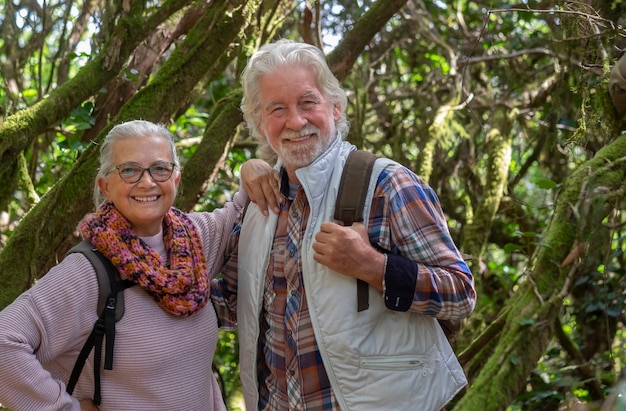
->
[312,222,385,290]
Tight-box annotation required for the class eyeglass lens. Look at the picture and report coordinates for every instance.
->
[117,162,174,183]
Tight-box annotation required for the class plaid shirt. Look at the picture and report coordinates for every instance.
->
[212,163,475,411]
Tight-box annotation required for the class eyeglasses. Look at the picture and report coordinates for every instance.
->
[105,161,177,183]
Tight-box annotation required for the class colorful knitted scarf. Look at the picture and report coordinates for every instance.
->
[79,202,209,317]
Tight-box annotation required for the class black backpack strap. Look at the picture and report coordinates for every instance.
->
[66,320,97,395]
[101,276,135,371]
[65,240,134,405]
[334,150,378,312]
[93,276,134,404]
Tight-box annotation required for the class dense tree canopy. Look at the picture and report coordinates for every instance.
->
[1,0,625,410]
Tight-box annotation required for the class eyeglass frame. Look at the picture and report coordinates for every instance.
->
[104,161,177,183]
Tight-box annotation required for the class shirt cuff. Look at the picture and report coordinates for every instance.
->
[383,253,417,312]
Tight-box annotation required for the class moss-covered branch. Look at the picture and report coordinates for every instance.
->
[0,0,195,211]
[453,133,626,411]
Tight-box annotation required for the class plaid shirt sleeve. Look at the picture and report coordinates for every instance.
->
[369,164,476,319]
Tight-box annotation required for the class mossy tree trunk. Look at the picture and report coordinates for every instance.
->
[0,0,194,212]
[453,131,626,411]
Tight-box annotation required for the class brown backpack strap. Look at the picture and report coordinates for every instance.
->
[334,150,377,225]
[334,150,378,311]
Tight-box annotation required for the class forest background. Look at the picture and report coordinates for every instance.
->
[1,0,625,410]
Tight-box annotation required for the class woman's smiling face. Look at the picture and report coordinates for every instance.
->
[97,134,180,237]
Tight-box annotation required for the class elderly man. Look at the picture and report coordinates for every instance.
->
[212,39,476,411]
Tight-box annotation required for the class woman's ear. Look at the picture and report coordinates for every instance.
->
[97,177,110,201]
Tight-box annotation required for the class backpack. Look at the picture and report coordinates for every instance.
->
[65,240,135,405]
[334,150,461,342]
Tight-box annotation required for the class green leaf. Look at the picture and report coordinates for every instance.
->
[504,243,523,253]
[533,178,558,190]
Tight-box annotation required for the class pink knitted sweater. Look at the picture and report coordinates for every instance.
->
[0,192,246,411]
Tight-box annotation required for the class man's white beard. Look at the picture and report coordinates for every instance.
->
[276,122,336,169]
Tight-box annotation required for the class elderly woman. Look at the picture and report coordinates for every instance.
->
[0,120,279,410]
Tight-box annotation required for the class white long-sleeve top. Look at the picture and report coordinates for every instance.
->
[0,192,246,411]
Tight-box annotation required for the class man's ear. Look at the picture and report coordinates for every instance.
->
[333,103,341,121]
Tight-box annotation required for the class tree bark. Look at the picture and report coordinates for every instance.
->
[457,109,514,351]
[326,0,410,82]
[0,0,194,212]
[453,132,626,411]
[176,91,243,212]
